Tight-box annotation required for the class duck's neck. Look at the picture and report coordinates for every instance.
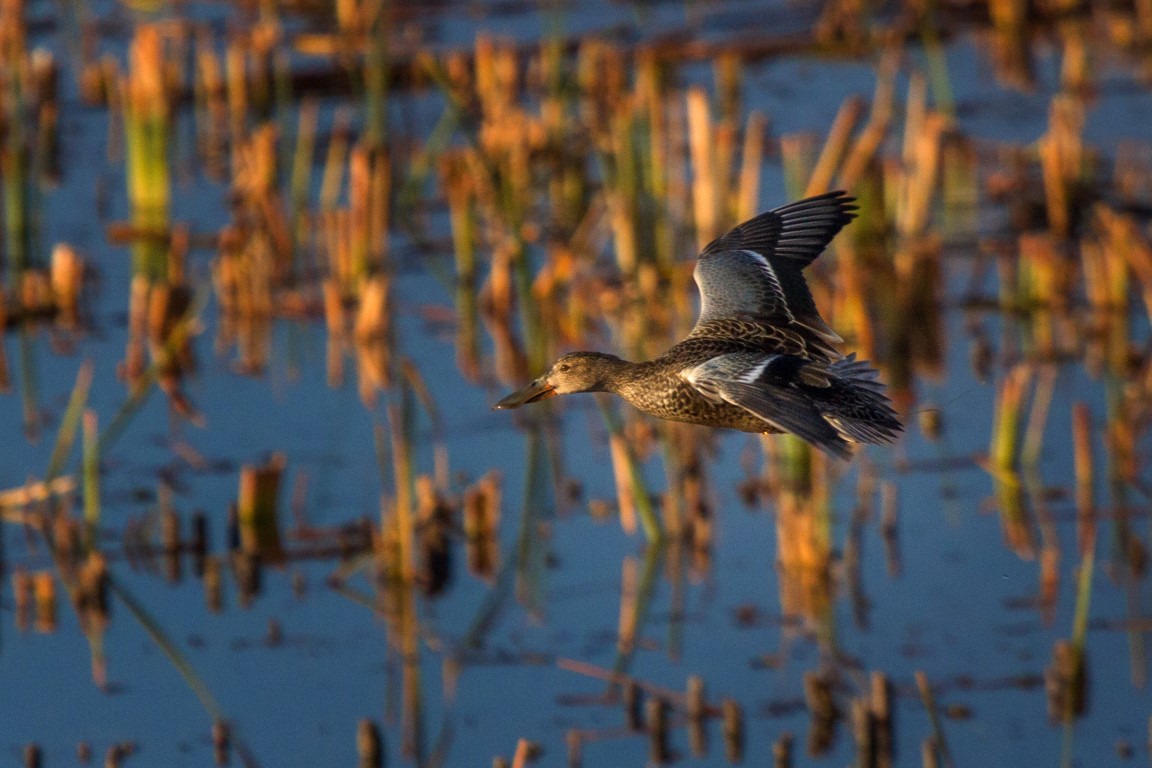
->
[577,353,635,393]
[597,356,654,396]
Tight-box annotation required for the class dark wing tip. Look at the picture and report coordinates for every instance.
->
[703,190,859,266]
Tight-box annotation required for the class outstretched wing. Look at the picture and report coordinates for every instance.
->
[682,352,853,459]
[689,191,856,361]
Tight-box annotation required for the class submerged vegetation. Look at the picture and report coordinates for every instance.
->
[0,0,1151,765]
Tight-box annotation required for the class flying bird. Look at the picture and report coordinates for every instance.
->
[494,191,902,459]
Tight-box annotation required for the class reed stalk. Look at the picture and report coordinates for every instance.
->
[1038,95,1085,239]
[0,0,34,281]
[123,25,171,282]
[2,83,32,280]
[780,134,816,202]
[388,398,416,583]
[837,50,899,191]
[1071,403,1094,544]
[236,453,286,562]
[320,109,351,212]
[803,672,835,755]
[915,671,954,768]
[33,570,55,633]
[737,112,765,223]
[611,543,663,681]
[363,2,389,149]
[898,76,946,239]
[646,697,670,764]
[1021,365,1056,467]
[776,489,833,630]
[45,360,93,483]
[990,364,1032,473]
[194,28,226,177]
[288,98,318,271]
[0,289,9,390]
[805,96,865,197]
[18,330,39,440]
[597,396,661,543]
[687,87,719,251]
[773,733,793,768]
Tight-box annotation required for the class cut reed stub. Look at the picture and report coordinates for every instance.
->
[33,570,56,634]
[232,551,262,609]
[722,698,744,764]
[415,475,453,597]
[803,671,836,756]
[203,554,222,613]
[646,697,671,764]
[12,567,32,632]
[50,243,84,327]
[566,729,582,768]
[773,732,793,768]
[357,719,382,768]
[623,678,643,731]
[236,453,287,563]
[1045,639,1088,723]
[77,551,109,631]
[463,472,501,580]
[870,671,893,768]
[687,674,707,757]
[212,720,230,767]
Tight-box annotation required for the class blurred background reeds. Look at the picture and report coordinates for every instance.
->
[0,0,1151,766]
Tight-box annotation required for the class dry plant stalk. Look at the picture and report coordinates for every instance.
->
[805,95,866,197]
[237,453,287,562]
[616,556,638,653]
[990,364,1033,473]
[122,24,172,281]
[49,244,83,327]
[1038,95,1085,239]
[687,87,719,251]
[776,485,833,628]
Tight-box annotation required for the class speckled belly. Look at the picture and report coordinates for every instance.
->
[619,379,779,433]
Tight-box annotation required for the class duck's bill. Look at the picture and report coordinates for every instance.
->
[493,379,556,409]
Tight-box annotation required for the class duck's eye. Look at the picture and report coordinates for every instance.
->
[558,364,570,372]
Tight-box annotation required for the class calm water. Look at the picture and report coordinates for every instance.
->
[1,1,1151,766]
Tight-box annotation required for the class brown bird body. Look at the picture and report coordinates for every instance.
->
[495,191,902,459]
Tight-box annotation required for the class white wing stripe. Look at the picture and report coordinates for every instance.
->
[738,357,775,383]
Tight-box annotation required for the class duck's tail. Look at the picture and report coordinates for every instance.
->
[817,354,903,446]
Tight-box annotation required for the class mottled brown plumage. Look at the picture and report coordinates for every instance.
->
[495,191,902,459]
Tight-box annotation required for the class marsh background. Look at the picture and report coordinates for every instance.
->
[0,0,1151,765]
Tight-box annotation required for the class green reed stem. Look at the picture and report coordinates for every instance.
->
[99,293,203,454]
[3,62,32,277]
[916,670,955,768]
[108,572,225,720]
[919,0,956,120]
[18,328,39,440]
[45,360,93,483]
[82,410,100,547]
[124,102,170,280]
[1071,539,1095,657]
[364,2,390,148]
[610,543,664,683]
[514,425,551,615]
[778,434,813,494]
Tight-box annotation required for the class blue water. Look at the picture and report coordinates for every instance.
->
[1,1,1150,766]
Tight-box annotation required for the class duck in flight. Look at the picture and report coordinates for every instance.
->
[494,191,902,459]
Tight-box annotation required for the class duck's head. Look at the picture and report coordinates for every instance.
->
[493,352,623,409]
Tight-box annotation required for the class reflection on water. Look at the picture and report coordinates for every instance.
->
[0,0,1151,765]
